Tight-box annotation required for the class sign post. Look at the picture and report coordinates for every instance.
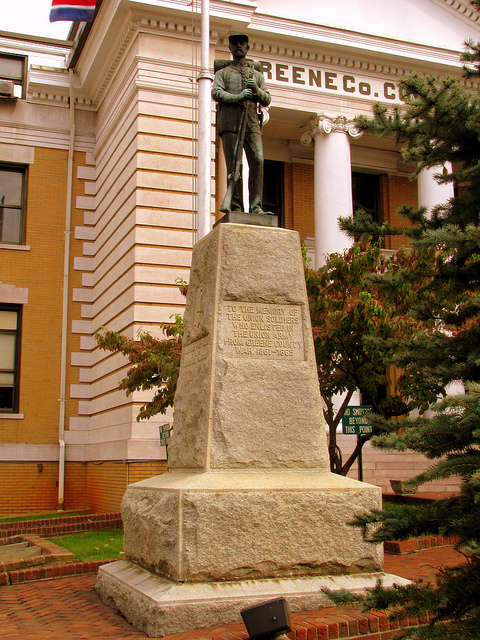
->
[341,406,372,481]
[159,423,172,456]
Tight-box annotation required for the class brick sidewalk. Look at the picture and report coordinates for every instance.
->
[0,544,465,640]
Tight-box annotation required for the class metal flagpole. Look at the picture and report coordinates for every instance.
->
[196,0,212,239]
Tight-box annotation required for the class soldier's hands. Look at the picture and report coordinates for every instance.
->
[246,78,258,93]
[238,88,253,101]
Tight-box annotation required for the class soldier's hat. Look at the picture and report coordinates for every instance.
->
[229,33,249,43]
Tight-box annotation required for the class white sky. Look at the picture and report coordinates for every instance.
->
[3,0,73,40]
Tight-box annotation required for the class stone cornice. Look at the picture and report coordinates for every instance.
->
[248,14,465,75]
[437,0,480,25]
[22,0,480,107]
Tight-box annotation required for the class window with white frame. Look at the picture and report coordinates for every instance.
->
[0,165,27,245]
[0,305,22,413]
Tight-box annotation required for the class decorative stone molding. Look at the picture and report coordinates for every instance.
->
[441,0,480,24]
[300,114,362,146]
[0,282,28,305]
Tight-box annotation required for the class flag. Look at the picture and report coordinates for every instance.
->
[50,0,97,22]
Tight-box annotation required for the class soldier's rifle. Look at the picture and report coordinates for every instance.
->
[219,100,248,214]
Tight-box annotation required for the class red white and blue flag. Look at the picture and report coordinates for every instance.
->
[50,0,97,22]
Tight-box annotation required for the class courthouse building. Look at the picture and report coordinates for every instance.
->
[0,0,474,514]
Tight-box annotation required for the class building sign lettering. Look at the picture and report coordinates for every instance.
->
[260,61,399,102]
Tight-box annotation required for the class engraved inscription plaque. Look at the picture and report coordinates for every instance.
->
[182,335,210,368]
[222,301,304,360]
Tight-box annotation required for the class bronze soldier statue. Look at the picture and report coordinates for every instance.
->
[212,34,272,215]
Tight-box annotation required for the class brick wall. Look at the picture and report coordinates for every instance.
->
[380,173,417,249]
[0,462,58,516]
[336,434,461,494]
[291,162,314,240]
[127,460,168,484]
[0,147,68,446]
[288,166,418,246]
[64,462,87,512]
[86,462,128,513]
[283,162,294,230]
[86,461,168,513]
[0,460,168,516]
[0,462,89,517]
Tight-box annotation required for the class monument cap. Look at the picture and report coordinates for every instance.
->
[229,33,249,43]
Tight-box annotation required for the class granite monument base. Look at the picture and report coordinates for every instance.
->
[97,561,408,638]
[96,223,402,637]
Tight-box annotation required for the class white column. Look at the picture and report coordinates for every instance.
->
[301,115,362,268]
[418,164,462,398]
[417,163,454,215]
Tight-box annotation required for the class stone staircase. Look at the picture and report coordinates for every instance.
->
[0,513,122,581]
[0,534,75,573]
[0,540,42,562]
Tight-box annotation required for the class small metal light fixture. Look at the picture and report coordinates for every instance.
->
[240,597,291,640]
[37,463,43,473]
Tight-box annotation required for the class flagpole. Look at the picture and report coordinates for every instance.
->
[196,0,212,240]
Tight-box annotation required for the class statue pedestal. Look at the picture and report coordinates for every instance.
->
[97,224,407,637]
[214,211,279,227]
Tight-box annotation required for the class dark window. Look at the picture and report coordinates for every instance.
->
[0,305,22,413]
[0,165,27,244]
[352,172,380,223]
[263,160,284,225]
[0,54,26,99]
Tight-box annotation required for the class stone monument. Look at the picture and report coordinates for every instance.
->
[96,223,407,637]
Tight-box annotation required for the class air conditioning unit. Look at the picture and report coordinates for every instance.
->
[0,79,15,98]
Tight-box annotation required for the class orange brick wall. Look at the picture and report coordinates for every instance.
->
[86,462,128,514]
[284,167,416,246]
[64,462,88,512]
[127,461,168,484]
[0,147,68,445]
[0,462,59,516]
[380,173,417,249]
[291,162,314,239]
[86,461,168,513]
[0,462,89,516]
[0,460,168,516]
[283,162,293,230]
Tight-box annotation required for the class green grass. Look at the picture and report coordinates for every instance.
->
[47,528,124,562]
[0,511,87,523]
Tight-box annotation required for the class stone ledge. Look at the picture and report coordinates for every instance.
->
[0,512,122,538]
[385,535,459,555]
[0,558,116,585]
[96,560,411,638]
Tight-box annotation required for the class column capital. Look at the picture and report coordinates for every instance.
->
[300,114,362,146]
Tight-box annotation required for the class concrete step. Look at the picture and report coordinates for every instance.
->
[0,542,29,560]
[0,542,41,562]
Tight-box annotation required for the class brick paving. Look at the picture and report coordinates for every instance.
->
[0,542,465,640]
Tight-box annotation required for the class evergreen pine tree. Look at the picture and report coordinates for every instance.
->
[336,2,480,636]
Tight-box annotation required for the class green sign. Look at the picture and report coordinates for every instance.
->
[159,423,172,447]
[342,406,372,435]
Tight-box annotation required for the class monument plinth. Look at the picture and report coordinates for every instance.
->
[97,224,406,637]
